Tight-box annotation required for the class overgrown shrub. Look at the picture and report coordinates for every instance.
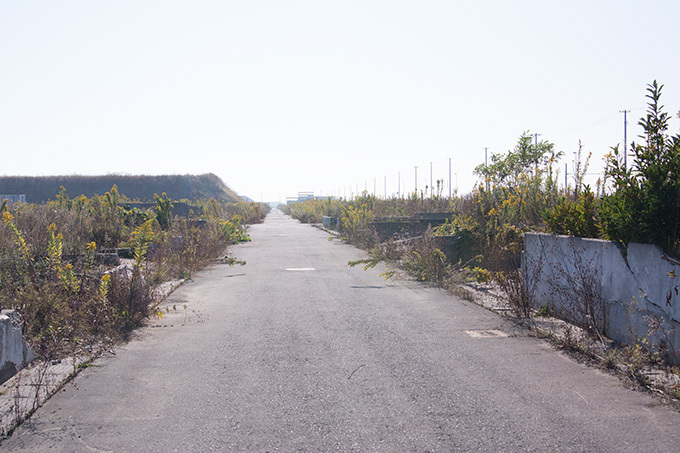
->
[1,211,125,358]
[0,188,264,361]
[494,269,533,318]
[543,186,600,238]
[340,201,376,247]
[154,192,173,230]
[600,81,680,256]
[283,197,342,224]
[402,227,449,287]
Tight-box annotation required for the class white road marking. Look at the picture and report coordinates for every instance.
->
[463,329,509,338]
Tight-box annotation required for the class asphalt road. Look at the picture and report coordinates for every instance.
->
[3,209,680,452]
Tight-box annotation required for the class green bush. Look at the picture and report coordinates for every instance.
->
[600,81,680,255]
[543,187,600,238]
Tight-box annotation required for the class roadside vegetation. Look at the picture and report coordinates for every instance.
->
[0,186,268,362]
[282,80,680,397]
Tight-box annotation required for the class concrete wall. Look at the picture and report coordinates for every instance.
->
[0,310,34,384]
[322,216,339,229]
[524,233,680,359]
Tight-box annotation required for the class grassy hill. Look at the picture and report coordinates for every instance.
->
[0,173,239,203]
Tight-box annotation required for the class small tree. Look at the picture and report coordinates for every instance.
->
[600,81,680,255]
[474,132,563,225]
[472,132,563,270]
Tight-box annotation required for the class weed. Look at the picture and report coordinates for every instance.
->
[603,350,621,370]
[625,343,651,387]
[154,192,173,230]
[340,202,376,247]
[76,362,100,370]
[545,240,606,338]
[348,257,394,281]
[224,255,246,267]
[494,269,533,318]
[401,229,450,287]
[562,325,579,351]
[535,304,550,317]
[468,266,492,284]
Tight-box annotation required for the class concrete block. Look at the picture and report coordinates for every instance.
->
[0,310,34,385]
[628,242,680,321]
[601,242,635,308]
[322,216,339,229]
[604,299,632,344]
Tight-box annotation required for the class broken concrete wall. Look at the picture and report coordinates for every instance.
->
[524,233,680,359]
[0,310,35,384]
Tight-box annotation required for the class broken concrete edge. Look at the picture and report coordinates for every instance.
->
[0,276,188,439]
[153,278,187,301]
[314,223,342,238]
[0,352,93,439]
[0,310,35,386]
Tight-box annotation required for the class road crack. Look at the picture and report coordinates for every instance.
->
[348,364,365,381]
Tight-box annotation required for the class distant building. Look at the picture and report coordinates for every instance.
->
[285,192,338,204]
[286,192,316,204]
[0,194,26,204]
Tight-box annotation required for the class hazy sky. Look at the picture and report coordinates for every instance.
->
[1,1,678,202]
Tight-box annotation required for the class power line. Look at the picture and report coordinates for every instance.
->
[545,112,620,137]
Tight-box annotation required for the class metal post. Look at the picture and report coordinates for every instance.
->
[448,157,452,199]
[414,166,418,194]
[485,148,489,191]
[398,171,401,198]
[620,109,630,169]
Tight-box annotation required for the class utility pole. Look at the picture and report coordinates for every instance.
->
[484,148,489,192]
[384,175,387,199]
[534,133,541,175]
[448,157,452,199]
[620,109,630,169]
[398,171,401,198]
[429,162,433,197]
[414,166,418,195]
